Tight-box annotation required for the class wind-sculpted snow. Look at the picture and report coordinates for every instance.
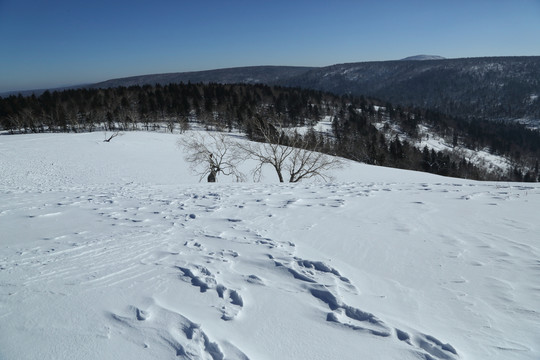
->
[1,133,539,360]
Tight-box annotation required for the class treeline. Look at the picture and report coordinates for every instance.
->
[0,83,327,134]
[0,83,538,181]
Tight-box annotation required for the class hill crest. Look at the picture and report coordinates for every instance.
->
[400,55,446,61]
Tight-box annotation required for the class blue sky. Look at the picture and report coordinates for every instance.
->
[1,0,539,92]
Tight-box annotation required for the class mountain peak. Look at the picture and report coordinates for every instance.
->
[400,55,446,61]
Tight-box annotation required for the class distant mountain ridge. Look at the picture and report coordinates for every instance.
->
[284,56,540,122]
[90,66,315,89]
[0,66,314,97]
[400,55,446,60]
[3,56,539,123]
[88,56,540,123]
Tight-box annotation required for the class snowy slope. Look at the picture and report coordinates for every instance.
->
[1,132,539,360]
[373,121,515,175]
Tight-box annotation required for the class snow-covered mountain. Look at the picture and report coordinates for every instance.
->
[400,55,446,61]
[1,132,539,360]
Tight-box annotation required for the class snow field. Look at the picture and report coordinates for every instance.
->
[0,132,539,360]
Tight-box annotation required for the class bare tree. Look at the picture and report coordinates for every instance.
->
[178,131,246,182]
[178,116,190,133]
[238,118,342,182]
[103,130,121,142]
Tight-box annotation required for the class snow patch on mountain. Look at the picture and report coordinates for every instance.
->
[373,118,515,175]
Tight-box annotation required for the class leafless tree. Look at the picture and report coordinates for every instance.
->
[103,130,121,142]
[178,116,190,133]
[178,131,246,182]
[238,118,342,182]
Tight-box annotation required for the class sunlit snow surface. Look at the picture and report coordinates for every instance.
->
[1,132,539,360]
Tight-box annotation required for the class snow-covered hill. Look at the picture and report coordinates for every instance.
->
[400,55,446,61]
[1,132,539,360]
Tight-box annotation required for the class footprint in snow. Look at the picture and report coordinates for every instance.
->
[109,304,249,359]
[176,264,244,321]
[278,256,460,360]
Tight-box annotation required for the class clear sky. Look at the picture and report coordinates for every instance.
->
[1,0,539,93]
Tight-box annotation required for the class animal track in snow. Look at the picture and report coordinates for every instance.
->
[276,255,460,360]
[310,286,459,359]
[411,333,459,360]
[82,184,462,359]
[245,274,265,285]
[274,256,357,293]
[296,259,353,284]
[310,285,392,337]
[109,303,249,359]
[176,264,244,321]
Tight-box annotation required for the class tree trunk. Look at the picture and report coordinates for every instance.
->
[274,165,284,182]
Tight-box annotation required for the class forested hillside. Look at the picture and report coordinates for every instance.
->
[3,57,538,124]
[90,66,314,89]
[1,83,538,181]
[283,57,540,123]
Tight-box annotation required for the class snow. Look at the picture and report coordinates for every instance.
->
[293,116,334,136]
[373,122,515,174]
[1,132,539,360]
[415,126,514,174]
[516,118,540,131]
